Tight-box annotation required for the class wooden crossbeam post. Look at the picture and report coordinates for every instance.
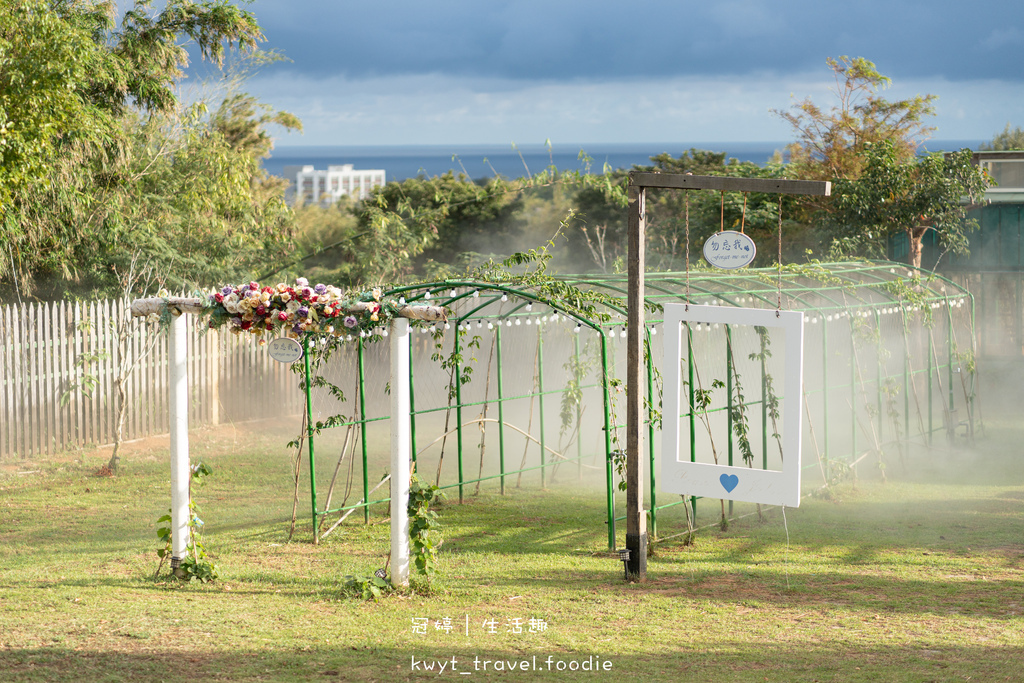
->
[625,182,647,579]
[624,172,829,581]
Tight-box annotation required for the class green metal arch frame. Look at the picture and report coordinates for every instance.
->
[302,261,975,548]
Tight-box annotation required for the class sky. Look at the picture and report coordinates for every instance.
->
[204,0,1024,147]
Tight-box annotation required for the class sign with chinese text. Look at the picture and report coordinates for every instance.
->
[702,230,756,269]
[267,337,303,364]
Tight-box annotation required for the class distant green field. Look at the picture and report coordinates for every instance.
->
[1,414,1022,682]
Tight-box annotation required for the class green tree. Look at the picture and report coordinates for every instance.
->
[823,140,989,269]
[0,0,277,300]
[569,150,812,272]
[980,124,1024,151]
[773,56,936,181]
[325,172,521,286]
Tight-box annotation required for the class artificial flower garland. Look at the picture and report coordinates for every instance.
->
[200,278,399,342]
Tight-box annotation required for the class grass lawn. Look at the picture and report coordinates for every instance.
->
[1,415,1022,683]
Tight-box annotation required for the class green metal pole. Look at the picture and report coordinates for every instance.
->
[927,331,934,445]
[646,332,656,539]
[760,333,768,471]
[851,317,857,462]
[455,329,464,503]
[687,324,697,523]
[875,311,883,446]
[357,339,369,524]
[409,330,417,467]
[726,325,734,515]
[903,310,910,440]
[947,303,955,414]
[537,324,546,488]
[575,332,583,481]
[496,324,506,495]
[303,340,318,542]
[822,318,830,468]
[600,333,615,550]
[968,294,977,435]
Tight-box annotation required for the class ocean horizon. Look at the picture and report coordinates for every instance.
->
[263,140,985,184]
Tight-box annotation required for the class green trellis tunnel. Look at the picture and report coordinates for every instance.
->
[299,261,977,548]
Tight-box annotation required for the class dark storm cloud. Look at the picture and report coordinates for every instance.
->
[250,0,1024,82]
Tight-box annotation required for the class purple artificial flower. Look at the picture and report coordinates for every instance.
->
[314,283,327,295]
[343,315,358,329]
[297,306,309,318]
[292,322,303,334]
[221,285,234,295]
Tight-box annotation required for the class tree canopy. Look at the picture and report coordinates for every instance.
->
[823,141,988,269]
[980,124,1024,151]
[0,0,293,301]
[774,57,936,182]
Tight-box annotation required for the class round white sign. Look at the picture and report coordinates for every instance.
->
[267,337,303,364]
[702,230,756,269]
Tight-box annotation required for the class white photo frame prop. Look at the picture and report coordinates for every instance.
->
[661,304,804,508]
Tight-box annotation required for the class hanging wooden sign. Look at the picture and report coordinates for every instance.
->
[661,304,804,508]
[702,230,756,269]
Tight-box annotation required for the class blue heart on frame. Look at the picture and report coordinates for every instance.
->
[720,473,739,493]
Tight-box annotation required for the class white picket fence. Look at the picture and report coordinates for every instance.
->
[0,298,303,460]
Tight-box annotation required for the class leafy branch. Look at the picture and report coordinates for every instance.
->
[155,461,217,583]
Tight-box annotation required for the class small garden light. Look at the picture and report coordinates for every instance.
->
[617,548,631,580]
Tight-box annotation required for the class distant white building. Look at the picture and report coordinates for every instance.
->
[284,164,386,205]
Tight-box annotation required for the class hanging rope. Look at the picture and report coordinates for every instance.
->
[685,190,691,309]
[776,195,784,315]
[740,193,748,234]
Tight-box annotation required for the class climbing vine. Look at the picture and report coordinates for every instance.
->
[155,461,217,583]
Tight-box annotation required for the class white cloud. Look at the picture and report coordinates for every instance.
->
[244,71,1021,147]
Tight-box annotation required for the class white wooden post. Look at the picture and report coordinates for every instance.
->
[129,295,444,563]
[168,310,191,569]
[390,317,411,586]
